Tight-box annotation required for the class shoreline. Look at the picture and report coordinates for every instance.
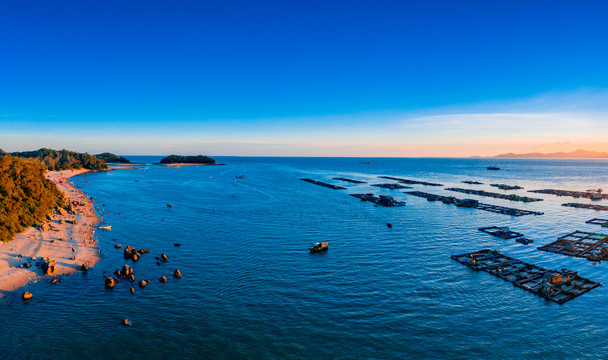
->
[0,169,101,296]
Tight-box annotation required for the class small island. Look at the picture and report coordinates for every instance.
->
[160,155,216,165]
[95,152,131,164]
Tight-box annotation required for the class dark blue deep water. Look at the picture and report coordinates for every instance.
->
[3,157,608,359]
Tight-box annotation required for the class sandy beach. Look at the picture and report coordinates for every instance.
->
[0,169,100,296]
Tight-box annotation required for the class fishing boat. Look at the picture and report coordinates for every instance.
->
[98,225,112,231]
[487,166,500,170]
[309,242,328,253]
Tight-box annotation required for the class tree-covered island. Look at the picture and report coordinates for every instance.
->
[159,155,216,164]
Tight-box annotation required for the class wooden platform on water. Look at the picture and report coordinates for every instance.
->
[350,193,405,207]
[529,189,608,200]
[562,203,608,211]
[404,191,544,216]
[333,177,366,184]
[586,218,608,227]
[490,184,523,190]
[451,249,601,304]
[446,187,543,202]
[300,178,346,190]
[538,231,608,261]
[378,176,443,187]
[478,226,525,240]
[371,183,412,190]
[462,180,483,185]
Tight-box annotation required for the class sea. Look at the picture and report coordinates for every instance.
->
[2,157,608,359]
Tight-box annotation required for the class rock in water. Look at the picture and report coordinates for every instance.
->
[173,269,182,278]
[121,264,133,277]
[114,244,122,249]
[138,280,147,288]
[159,276,167,283]
[160,253,168,261]
[105,277,116,289]
[81,263,89,271]
[22,291,33,300]
[130,287,135,293]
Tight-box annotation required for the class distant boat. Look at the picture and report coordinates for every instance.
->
[98,225,112,231]
[235,175,245,179]
[309,242,328,253]
[167,204,173,208]
[362,162,371,164]
[487,166,500,170]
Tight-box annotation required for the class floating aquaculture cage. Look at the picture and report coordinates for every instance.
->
[446,187,542,203]
[404,191,544,217]
[378,176,443,186]
[537,231,608,261]
[478,226,525,240]
[451,249,601,304]
[562,203,608,211]
[300,178,346,190]
[490,184,524,191]
[332,177,367,184]
[586,218,608,227]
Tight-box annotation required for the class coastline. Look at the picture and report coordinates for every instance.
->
[0,169,101,296]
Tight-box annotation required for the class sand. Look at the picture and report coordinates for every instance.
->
[0,169,101,296]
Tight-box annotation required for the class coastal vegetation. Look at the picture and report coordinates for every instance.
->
[95,152,131,164]
[0,154,64,243]
[160,155,216,164]
[10,148,108,171]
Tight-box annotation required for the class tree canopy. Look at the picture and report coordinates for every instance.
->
[160,155,216,164]
[0,155,64,243]
[95,152,131,164]
[10,148,108,171]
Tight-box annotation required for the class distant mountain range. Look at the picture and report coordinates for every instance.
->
[494,149,608,159]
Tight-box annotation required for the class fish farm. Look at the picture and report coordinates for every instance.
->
[562,203,608,211]
[451,249,601,304]
[445,187,543,202]
[404,191,544,216]
[537,231,608,261]
[529,189,608,200]
[378,176,443,186]
[371,183,412,190]
[478,226,524,239]
[333,177,367,184]
[490,184,524,190]
[586,218,608,227]
[462,180,483,185]
[350,193,406,207]
[299,178,346,190]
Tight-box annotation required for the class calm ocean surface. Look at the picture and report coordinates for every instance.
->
[3,157,608,359]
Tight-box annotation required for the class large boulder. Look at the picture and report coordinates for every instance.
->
[160,253,168,262]
[40,223,51,231]
[105,277,115,289]
[123,246,137,260]
[41,259,56,275]
[81,263,89,271]
[159,276,167,283]
[138,280,147,288]
[173,269,182,278]
[22,291,33,300]
[121,264,133,277]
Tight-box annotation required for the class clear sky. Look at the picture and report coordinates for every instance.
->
[1,1,608,157]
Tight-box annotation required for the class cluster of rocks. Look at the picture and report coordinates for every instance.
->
[123,246,150,262]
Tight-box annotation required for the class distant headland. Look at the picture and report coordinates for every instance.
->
[159,155,216,164]
[493,149,608,159]
[95,152,130,164]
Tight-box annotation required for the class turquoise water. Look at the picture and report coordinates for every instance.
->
[2,157,608,359]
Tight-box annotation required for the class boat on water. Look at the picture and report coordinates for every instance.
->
[309,242,328,253]
[98,225,112,231]
[487,166,500,170]
[235,175,245,179]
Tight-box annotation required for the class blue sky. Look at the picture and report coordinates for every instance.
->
[1,1,608,156]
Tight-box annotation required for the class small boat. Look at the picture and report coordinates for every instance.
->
[309,242,328,253]
[167,204,173,208]
[235,175,245,179]
[98,225,112,231]
[487,166,500,170]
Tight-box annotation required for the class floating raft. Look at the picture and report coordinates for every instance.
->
[333,177,366,184]
[586,218,608,227]
[538,231,608,261]
[562,203,608,211]
[378,176,443,187]
[404,191,544,216]
[529,189,608,200]
[478,226,525,240]
[451,249,600,304]
[350,193,405,207]
[300,178,346,190]
[446,187,543,203]
[462,180,483,185]
[490,184,523,191]
[371,183,412,190]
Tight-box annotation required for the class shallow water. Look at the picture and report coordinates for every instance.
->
[2,157,608,359]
